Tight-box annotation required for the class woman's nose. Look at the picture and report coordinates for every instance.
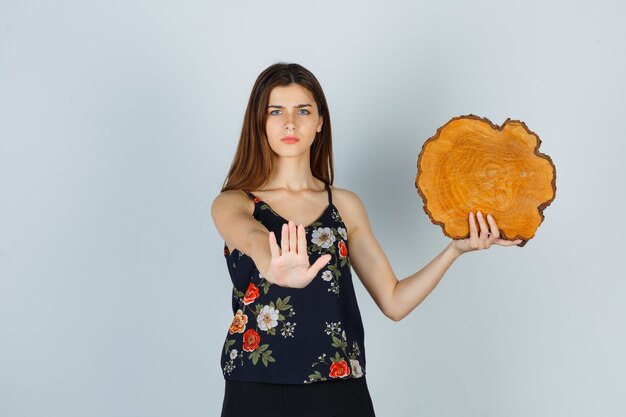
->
[284,114,296,129]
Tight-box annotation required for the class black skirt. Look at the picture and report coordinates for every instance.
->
[220,375,376,417]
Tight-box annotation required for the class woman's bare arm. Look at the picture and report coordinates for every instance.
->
[336,189,520,322]
[211,191,277,283]
[211,191,330,287]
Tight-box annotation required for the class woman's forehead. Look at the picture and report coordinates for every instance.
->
[268,84,315,103]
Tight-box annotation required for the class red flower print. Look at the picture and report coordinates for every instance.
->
[228,309,248,334]
[242,328,261,352]
[329,359,350,378]
[338,240,348,258]
[243,282,260,305]
[253,197,260,203]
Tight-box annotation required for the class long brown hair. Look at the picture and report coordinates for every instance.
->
[220,62,334,192]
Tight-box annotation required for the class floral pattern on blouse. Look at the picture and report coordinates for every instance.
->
[304,321,363,383]
[221,198,363,382]
[306,221,350,297]
[222,279,296,376]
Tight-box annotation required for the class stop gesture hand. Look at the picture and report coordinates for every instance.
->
[268,220,332,288]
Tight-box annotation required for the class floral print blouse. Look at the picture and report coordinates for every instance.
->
[220,182,367,384]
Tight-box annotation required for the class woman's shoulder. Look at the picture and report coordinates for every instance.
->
[329,185,369,231]
[330,185,363,206]
[211,189,255,217]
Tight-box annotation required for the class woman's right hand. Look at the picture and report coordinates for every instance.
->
[268,220,332,288]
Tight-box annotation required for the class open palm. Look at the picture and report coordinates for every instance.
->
[268,220,332,288]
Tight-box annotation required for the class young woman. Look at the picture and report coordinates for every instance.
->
[211,62,523,417]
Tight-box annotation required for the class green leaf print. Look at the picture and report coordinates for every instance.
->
[223,339,236,355]
[260,280,272,294]
[307,370,328,382]
[331,335,347,349]
[248,346,275,367]
[275,296,292,311]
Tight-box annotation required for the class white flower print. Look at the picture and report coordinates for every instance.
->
[324,321,342,335]
[350,359,363,377]
[230,349,238,360]
[257,305,279,331]
[281,321,297,337]
[337,226,348,241]
[311,227,336,249]
[328,281,340,295]
[223,361,235,375]
[321,270,333,281]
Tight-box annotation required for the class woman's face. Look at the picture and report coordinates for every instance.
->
[265,83,323,157]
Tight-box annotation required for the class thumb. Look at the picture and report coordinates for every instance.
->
[308,254,332,275]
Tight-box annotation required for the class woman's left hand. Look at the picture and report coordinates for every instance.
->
[451,211,524,256]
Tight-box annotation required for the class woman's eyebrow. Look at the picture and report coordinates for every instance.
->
[267,104,313,109]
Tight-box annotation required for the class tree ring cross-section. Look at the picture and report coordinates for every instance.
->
[415,114,556,246]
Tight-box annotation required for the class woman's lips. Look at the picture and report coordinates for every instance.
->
[281,136,299,144]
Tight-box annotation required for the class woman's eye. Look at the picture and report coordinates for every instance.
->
[299,109,310,115]
[270,110,280,115]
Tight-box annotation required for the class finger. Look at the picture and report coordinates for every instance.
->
[309,254,332,276]
[281,223,289,254]
[486,214,500,240]
[268,231,280,257]
[497,238,524,246]
[297,224,307,255]
[476,211,489,240]
[468,212,478,244]
[289,220,297,253]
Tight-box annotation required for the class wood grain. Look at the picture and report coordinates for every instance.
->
[415,115,556,246]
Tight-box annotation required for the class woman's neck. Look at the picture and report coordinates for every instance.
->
[265,154,321,191]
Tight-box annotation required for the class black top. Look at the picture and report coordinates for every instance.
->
[220,182,367,384]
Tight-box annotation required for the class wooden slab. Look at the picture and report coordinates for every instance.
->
[415,115,556,246]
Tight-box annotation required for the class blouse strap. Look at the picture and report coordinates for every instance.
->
[242,190,259,201]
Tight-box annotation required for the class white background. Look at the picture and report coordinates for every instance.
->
[1,1,625,416]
